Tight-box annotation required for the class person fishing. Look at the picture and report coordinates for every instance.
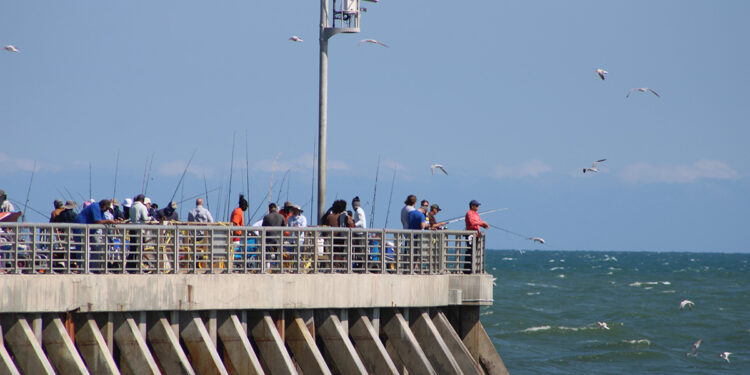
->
[464,200,489,273]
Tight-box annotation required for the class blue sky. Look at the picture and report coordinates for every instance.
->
[1,1,748,252]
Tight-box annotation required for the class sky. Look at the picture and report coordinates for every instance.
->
[1,1,748,252]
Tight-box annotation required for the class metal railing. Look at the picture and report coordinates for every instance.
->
[0,223,486,275]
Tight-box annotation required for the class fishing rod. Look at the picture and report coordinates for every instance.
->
[310,136,316,223]
[383,168,397,228]
[88,162,92,199]
[169,149,197,204]
[21,161,37,222]
[9,198,46,220]
[226,134,236,222]
[369,155,381,228]
[176,187,221,205]
[141,155,150,195]
[268,153,281,205]
[144,152,155,196]
[244,130,251,223]
[442,208,509,225]
[285,170,290,203]
[112,150,120,200]
[489,223,545,244]
[65,187,84,203]
[275,169,291,204]
[203,175,211,211]
[248,194,267,224]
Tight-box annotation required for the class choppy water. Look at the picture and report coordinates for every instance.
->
[483,250,750,374]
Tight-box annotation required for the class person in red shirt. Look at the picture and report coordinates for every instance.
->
[464,199,488,274]
[465,200,489,232]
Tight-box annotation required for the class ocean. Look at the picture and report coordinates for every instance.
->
[483,250,749,374]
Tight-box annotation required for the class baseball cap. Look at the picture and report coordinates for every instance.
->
[430,204,441,211]
[469,200,481,207]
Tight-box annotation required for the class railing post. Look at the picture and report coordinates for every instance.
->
[347,230,353,274]
[260,228,266,274]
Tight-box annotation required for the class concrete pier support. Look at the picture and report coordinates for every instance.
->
[411,310,462,374]
[42,317,89,374]
[249,312,297,375]
[349,310,398,375]
[382,310,436,375]
[4,317,56,375]
[0,326,21,375]
[114,315,161,375]
[285,313,330,375]
[180,314,228,375]
[317,311,368,375]
[432,312,482,375]
[459,307,509,375]
[75,317,120,375]
[217,314,264,375]
[148,316,195,375]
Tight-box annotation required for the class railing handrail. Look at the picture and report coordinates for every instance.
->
[0,222,485,275]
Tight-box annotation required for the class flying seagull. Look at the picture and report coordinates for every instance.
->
[719,352,732,363]
[531,237,545,244]
[4,45,19,53]
[680,300,694,310]
[596,69,607,80]
[583,159,606,173]
[627,87,660,98]
[687,339,702,357]
[288,36,303,42]
[430,164,448,175]
[597,322,610,330]
[358,39,389,48]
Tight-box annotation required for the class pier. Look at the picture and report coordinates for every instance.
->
[0,222,508,374]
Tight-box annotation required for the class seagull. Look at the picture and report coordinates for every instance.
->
[680,300,694,310]
[596,69,607,80]
[430,164,448,175]
[627,87,660,98]
[531,237,545,244]
[583,159,606,173]
[288,36,303,42]
[687,339,702,357]
[597,322,610,330]
[358,39,389,48]
[4,45,19,53]
[719,352,732,363]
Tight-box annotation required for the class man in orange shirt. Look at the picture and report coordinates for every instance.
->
[231,195,248,242]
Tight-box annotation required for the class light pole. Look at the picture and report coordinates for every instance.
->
[317,0,361,224]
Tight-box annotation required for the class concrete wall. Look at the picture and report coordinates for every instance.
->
[0,274,493,313]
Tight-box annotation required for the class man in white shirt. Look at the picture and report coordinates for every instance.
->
[352,196,366,229]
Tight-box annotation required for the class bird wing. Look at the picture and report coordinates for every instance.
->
[647,88,661,97]
[376,40,389,48]
[597,159,607,163]
[437,165,448,175]
[358,39,369,45]
[626,88,637,98]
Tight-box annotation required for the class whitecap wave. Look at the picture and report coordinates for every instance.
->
[550,266,564,271]
[557,274,566,278]
[622,339,651,346]
[521,325,551,332]
[502,257,515,261]
[526,291,540,296]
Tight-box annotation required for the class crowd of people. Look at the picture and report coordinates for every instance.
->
[0,188,489,233]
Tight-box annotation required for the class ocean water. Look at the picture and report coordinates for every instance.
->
[483,250,750,374]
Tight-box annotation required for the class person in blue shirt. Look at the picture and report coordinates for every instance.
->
[74,199,120,224]
[408,205,429,230]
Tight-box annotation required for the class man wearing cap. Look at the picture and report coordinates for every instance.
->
[428,204,447,230]
[54,200,79,223]
[465,200,489,232]
[0,190,14,212]
[287,205,307,228]
[122,198,133,221]
[50,200,65,222]
[155,201,179,222]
